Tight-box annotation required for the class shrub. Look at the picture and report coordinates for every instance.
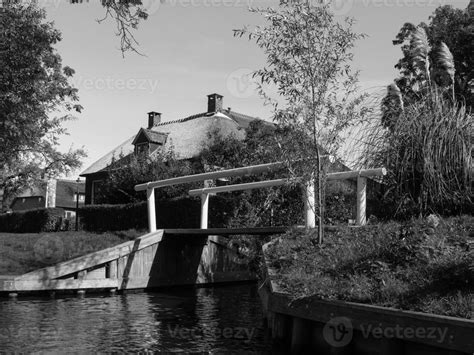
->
[0,208,64,233]
[361,95,472,218]
[78,196,241,232]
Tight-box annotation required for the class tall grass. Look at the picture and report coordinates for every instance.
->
[360,95,472,217]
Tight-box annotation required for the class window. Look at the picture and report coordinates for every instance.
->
[74,193,85,202]
[135,142,149,156]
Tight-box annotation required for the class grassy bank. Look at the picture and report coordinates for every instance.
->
[0,229,145,275]
[266,215,473,319]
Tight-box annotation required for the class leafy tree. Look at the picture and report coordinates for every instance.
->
[97,147,201,204]
[234,1,367,243]
[200,121,305,227]
[0,3,86,207]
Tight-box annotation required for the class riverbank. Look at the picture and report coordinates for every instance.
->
[0,229,144,275]
[265,215,473,319]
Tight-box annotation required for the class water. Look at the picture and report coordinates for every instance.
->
[0,284,274,353]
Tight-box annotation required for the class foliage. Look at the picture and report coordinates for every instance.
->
[365,97,472,218]
[201,121,306,228]
[362,14,473,218]
[0,3,86,203]
[79,196,240,231]
[201,120,280,170]
[68,0,150,55]
[235,1,368,242]
[96,147,202,204]
[201,121,360,228]
[266,215,473,319]
[0,208,64,233]
[392,3,473,109]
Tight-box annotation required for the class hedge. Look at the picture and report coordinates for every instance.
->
[0,208,65,233]
[78,189,364,232]
[78,196,239,232]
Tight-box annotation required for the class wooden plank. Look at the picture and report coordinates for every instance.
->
[147,187,157,232]
[2,278,118,292]
[268,292,474,353]
[84,267,106,280]
[200,193,209,229]
[16,230,164,281]
[326,167,387,181]
[188,168,387,197]
[356,176,367,226]
[164,227,288,236]
[135,162,286,191]
[189,178,290,196]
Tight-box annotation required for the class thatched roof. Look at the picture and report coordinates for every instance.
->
[81,110,266,176]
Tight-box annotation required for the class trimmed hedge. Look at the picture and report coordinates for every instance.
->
[78,190,367,232]
[0,208,65,233]
[78,196,239,232]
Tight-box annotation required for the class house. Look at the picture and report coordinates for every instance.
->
[80,93,269,204]
[10,179,86,220]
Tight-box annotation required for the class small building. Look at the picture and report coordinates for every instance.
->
[10,179,86,220]
[80,93,269,204]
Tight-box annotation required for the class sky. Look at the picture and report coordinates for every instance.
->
[38,0,468,177]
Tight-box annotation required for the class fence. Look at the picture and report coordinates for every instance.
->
[134,162,386,232]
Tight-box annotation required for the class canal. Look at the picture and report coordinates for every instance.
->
[0,284,277,353]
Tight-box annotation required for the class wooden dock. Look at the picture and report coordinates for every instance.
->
[0,228,286,295]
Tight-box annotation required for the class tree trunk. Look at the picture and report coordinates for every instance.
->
[315,146,324,244]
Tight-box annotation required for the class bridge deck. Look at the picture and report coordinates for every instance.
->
[164,227,289,236]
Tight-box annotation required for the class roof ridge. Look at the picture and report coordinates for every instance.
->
[224,109,258,120]
[151,112,209,127]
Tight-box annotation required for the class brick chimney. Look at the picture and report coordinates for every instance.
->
[207,93,223,113]
[148,111,161,129]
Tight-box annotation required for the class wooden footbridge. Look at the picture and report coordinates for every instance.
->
[0,162,385,295]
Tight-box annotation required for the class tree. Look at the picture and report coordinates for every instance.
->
[361,19,472,217]
[392,3,473,110]
[69,0,151,55]
[234,1,367,243]
[0,3,86,206]
[200,121,306,227]
[97,147,201,204]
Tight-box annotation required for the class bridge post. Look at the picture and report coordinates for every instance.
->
[147,187,157,232]
[200,193,209,229]
[357,176,367,226]
[303,180,316,228]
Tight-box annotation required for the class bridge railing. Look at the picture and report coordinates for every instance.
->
[135,162,386,233]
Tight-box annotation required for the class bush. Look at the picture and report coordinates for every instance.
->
[361,96,473,218]
[0,208,64,233]
[78,196,241,232]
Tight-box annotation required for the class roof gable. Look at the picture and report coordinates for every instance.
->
[132,128,168,146]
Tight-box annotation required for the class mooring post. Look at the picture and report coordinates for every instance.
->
[303,179,316,228]
[200,193,209,229]
[357,176,367,226]
[147,187,156,233]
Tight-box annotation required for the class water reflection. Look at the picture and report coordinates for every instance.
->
[0,284,272,353]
